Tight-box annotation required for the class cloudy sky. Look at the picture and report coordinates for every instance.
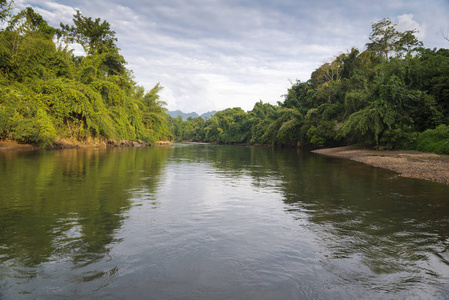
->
[14,0,449,114]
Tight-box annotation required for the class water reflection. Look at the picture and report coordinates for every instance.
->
[0,147,169,294]
[1,144,449,299]
[167,144,449,298]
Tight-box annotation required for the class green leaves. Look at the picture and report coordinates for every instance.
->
[366,17,422,60]
[0,3,169,146]
[6,7,56,39]
[0,0,13,22]
[169,102,305,146]
[59,11,118,56]
[36,108,57,147]
[416,125,449,154]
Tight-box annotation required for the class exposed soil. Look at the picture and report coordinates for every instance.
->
[312,146,449,185]
[0,139,172,152]
[0,140,40,151]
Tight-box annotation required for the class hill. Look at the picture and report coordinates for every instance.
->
[200,110,217,119]
[168,110,216,119]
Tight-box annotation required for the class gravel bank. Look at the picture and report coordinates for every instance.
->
[312,146,449,185]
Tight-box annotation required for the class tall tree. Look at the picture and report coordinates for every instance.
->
[60,11,118,55]
[6,7,56,39]
[366,17,422,60]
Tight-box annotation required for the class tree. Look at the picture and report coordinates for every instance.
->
[366,17,422,60]
[442,27,449,42]
[140,83,170,141]
[397,30,422,56]
[0,2,170,146]
[0,0,13,22]
[6,7,56,39]
[60,11,118,55]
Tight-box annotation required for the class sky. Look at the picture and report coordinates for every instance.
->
[14,0,449,114]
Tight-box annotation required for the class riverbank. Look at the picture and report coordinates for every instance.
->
[312,146,449,185]
[0,140,40,151]
[0,139,173,151]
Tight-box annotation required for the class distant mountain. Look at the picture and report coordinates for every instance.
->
[167,110,199,119]
[200,110,217,119]
[168,110,216,119]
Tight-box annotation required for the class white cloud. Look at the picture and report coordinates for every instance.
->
[14,0,76,24]
[397,14,426,40]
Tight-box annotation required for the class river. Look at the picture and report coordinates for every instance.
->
[1,143,448,299]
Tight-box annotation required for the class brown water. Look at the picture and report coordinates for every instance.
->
[1,144,448,299]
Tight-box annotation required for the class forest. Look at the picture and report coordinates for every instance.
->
[1,1,449,154]
[170,18,449,154]
[0,1,170,147]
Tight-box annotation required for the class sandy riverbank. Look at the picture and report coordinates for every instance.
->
[312,146,449,185]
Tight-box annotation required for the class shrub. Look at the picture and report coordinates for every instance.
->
[416,125,449,154]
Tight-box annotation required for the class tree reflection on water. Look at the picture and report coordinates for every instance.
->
[0,147,169,284]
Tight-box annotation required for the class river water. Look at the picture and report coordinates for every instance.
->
[1,143,448,299]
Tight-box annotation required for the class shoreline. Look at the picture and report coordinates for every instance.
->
[0,139,173,152]
[312,146,449,185]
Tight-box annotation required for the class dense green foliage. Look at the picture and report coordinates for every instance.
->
[416,125,449,155]
[0,2,169,147]
[169,19,449,154]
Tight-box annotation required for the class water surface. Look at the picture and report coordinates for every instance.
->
[1,144,448,299]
